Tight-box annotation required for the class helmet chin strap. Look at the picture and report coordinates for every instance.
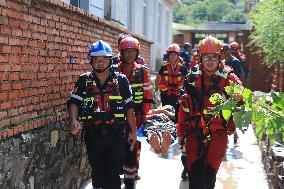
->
[94,67,108,73]
[92,64,110,73]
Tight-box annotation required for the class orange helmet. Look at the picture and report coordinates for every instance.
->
[198,36,222,54]
[229,42,239,49]
[119,37,140,53]
[167,43,181,54]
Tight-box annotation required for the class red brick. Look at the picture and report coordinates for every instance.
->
[27,105,36,111]
[19,22,29,30]
[18,125,25,133]
[23,124,30,132]
[0,130,8,139]
[8,90,19,99]
[8,56,20,64]
[1,46,11,53]
[0,0,7,6]
[11,28,22,37]
[39,24,46,32]
[11,46,21,54]
[8,18,20,27]
[11,114,21,123]
[0,55,9,63]
[27,88,37,96]
[8,37,20,45]
[0,92,8,100]
[20,72,36,80]
[0,111,7,119]
[0,118,10,128]
[20,56,29,63]
[0,82,11,90]
[32,16,40,25]
[0,101,11,110]
[37,73,46,79]
[7,1,23,11]
[18,90,29,98]
[47,20,56,28]
[22,30,32,38]
[37,88,46,95]
[29,122,35,130]
[0,36,9,44]
[7,108,18,117]
[31,96,39,104]
[17,107,27,114]
[11,100,21,107]
[28,23,38,31]
[13,127,19,136]
[37,41,46,48]
[7,128,14,137]
[0,64,11,71]
[8,72,20,80]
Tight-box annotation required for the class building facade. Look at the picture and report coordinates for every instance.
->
[61,0,180,72]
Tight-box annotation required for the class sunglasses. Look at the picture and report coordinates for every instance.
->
[202,55,219,61]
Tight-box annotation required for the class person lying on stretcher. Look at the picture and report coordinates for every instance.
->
[139,105,177,154]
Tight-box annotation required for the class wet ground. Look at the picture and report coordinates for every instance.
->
[81,125,269,189]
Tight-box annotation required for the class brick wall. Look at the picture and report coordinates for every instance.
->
[243,30,273,92]
[0,0,152,139]
[271,64,284,92]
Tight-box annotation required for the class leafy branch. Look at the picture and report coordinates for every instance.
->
[209,82,284,142]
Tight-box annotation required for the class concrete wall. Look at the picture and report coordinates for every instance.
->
[0,0,152,188]
[111,0,175,72]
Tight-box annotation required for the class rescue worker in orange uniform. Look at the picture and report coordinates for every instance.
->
[177,36,242,189]
[116,37,152,189]
[155,43,188,120]
[112,33,147,66]
[67,40,137,189]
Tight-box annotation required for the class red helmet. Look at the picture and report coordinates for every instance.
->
[119,37,140,53]
[198,36,222,54]
[167,43,181,54]
[229,42,239,49]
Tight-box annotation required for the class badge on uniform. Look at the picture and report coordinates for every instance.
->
[86,80,96,87]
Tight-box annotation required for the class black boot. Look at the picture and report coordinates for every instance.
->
[181,152,188,180]
[206,165,217,189]
[181,168,188,180]
[188,156,206,189]
[124,178,135,189]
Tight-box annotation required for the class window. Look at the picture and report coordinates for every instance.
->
[70,0,104,18]
[70,0,79,7]
[104,0,112,20]
[89,0,104,18]
[70,0,89,12]
[142,0,148,36]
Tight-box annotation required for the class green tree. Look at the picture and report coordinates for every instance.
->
[174,0,246,25]
[249,0,284,67]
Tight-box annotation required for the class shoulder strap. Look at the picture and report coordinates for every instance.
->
[114,71,127,97]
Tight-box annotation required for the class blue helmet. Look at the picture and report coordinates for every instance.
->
[88,40,113,57]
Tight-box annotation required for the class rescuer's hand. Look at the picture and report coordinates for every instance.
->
[70,120,81,135]
[128,131,137,151]
[231,92,242,102]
